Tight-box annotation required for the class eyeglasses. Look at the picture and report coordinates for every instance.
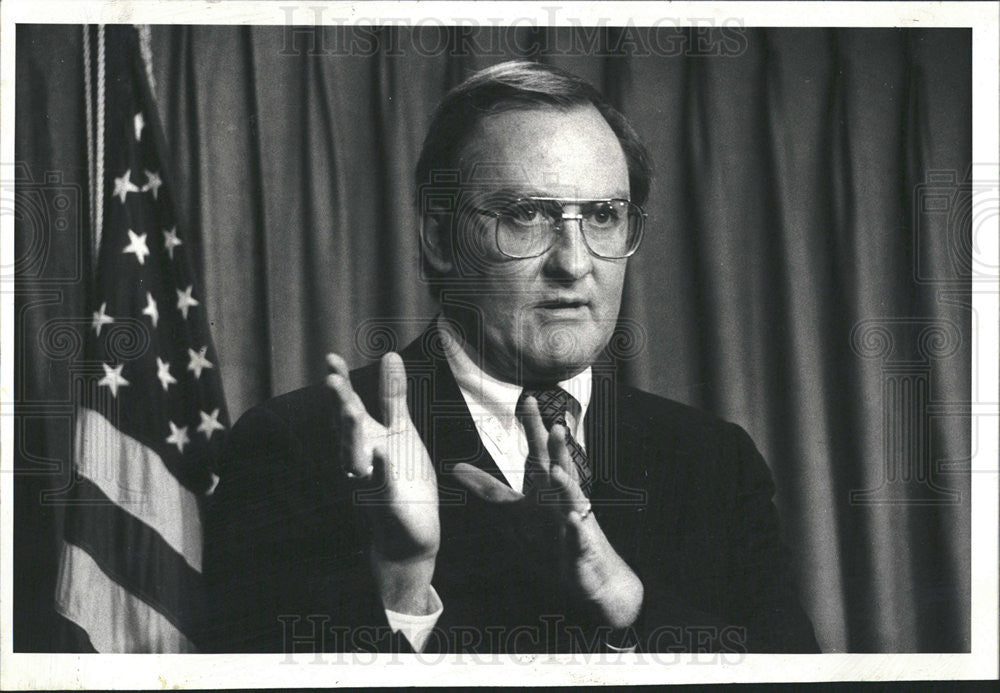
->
[470,196,646,260]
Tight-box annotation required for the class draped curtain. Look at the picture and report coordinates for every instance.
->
[16,25,971,653]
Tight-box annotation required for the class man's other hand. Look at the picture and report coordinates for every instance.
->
[452,395,643,630]
[326,351,439,615]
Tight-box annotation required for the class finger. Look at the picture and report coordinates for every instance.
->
[451,462,523,503]
[564,508,595,557]
[517,395,548,461]
[518,395,551,484]
[547,424,580,487]
[326,352,351,379]
[549,464,589,512]
[327,373,373,476]
[379,352,409,429]
[539,425,578,511]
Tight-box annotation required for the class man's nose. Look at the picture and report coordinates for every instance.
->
[543,217,593,280]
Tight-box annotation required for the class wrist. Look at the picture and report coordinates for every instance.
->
[370,547,437,615]
[588,561,644,630]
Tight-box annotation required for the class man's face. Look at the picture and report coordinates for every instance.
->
[448,105,631,383]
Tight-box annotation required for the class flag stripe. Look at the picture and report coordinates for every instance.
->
[75,406,203,571]
[55,541,197,653]
[63,477,205,641]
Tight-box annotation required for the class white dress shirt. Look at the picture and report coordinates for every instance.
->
[383,317,592,651]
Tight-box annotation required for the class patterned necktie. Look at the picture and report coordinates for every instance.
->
[518,386,593,496]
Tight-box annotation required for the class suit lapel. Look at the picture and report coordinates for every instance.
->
[585,365,649,506]
[585,366,684,567]
[398,325,510,490]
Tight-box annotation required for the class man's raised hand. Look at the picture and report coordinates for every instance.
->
[326,351,440,615]
[452,395,643,629]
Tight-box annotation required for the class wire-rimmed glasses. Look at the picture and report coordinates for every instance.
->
[470,196,646,260]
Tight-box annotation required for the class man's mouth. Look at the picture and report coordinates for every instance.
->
[536,298,590,311]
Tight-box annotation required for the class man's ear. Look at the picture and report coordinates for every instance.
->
[420,213,454,275]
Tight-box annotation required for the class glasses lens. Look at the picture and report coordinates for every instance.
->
[581,200,642,258]
[496,200,556,258]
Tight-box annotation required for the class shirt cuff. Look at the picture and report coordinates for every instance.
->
[383,585,443,652]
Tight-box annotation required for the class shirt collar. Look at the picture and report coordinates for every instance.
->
[436,315,592,428]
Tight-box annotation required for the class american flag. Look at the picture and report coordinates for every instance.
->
[54,25,228,652]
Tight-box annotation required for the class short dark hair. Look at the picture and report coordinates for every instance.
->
[415,60,652,291]
[415,60,652,206]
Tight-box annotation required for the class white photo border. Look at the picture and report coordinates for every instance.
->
[1,1,996,688]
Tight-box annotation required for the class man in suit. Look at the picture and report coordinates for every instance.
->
[203,60,819,654]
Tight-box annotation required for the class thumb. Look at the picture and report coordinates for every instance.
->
[451,462,522,503]
[379,351,409,428]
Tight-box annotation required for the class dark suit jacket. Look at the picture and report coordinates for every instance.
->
[202,328,819,654]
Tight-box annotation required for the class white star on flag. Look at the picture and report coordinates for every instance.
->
[197,408,226,441]
[97,363,129,398]
[142,292,159,328]
[142,170,162,200]
[187,346,214,379]
[91,302,114,336]
[165,421,190,453]
[176,285,199,319]
[134,111,145,141]
[112,169,140,204]
[163,227,183,260]
[123,229,150,265]
[156,356,177,392]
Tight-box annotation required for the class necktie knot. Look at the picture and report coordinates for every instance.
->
[519,386,573,431]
